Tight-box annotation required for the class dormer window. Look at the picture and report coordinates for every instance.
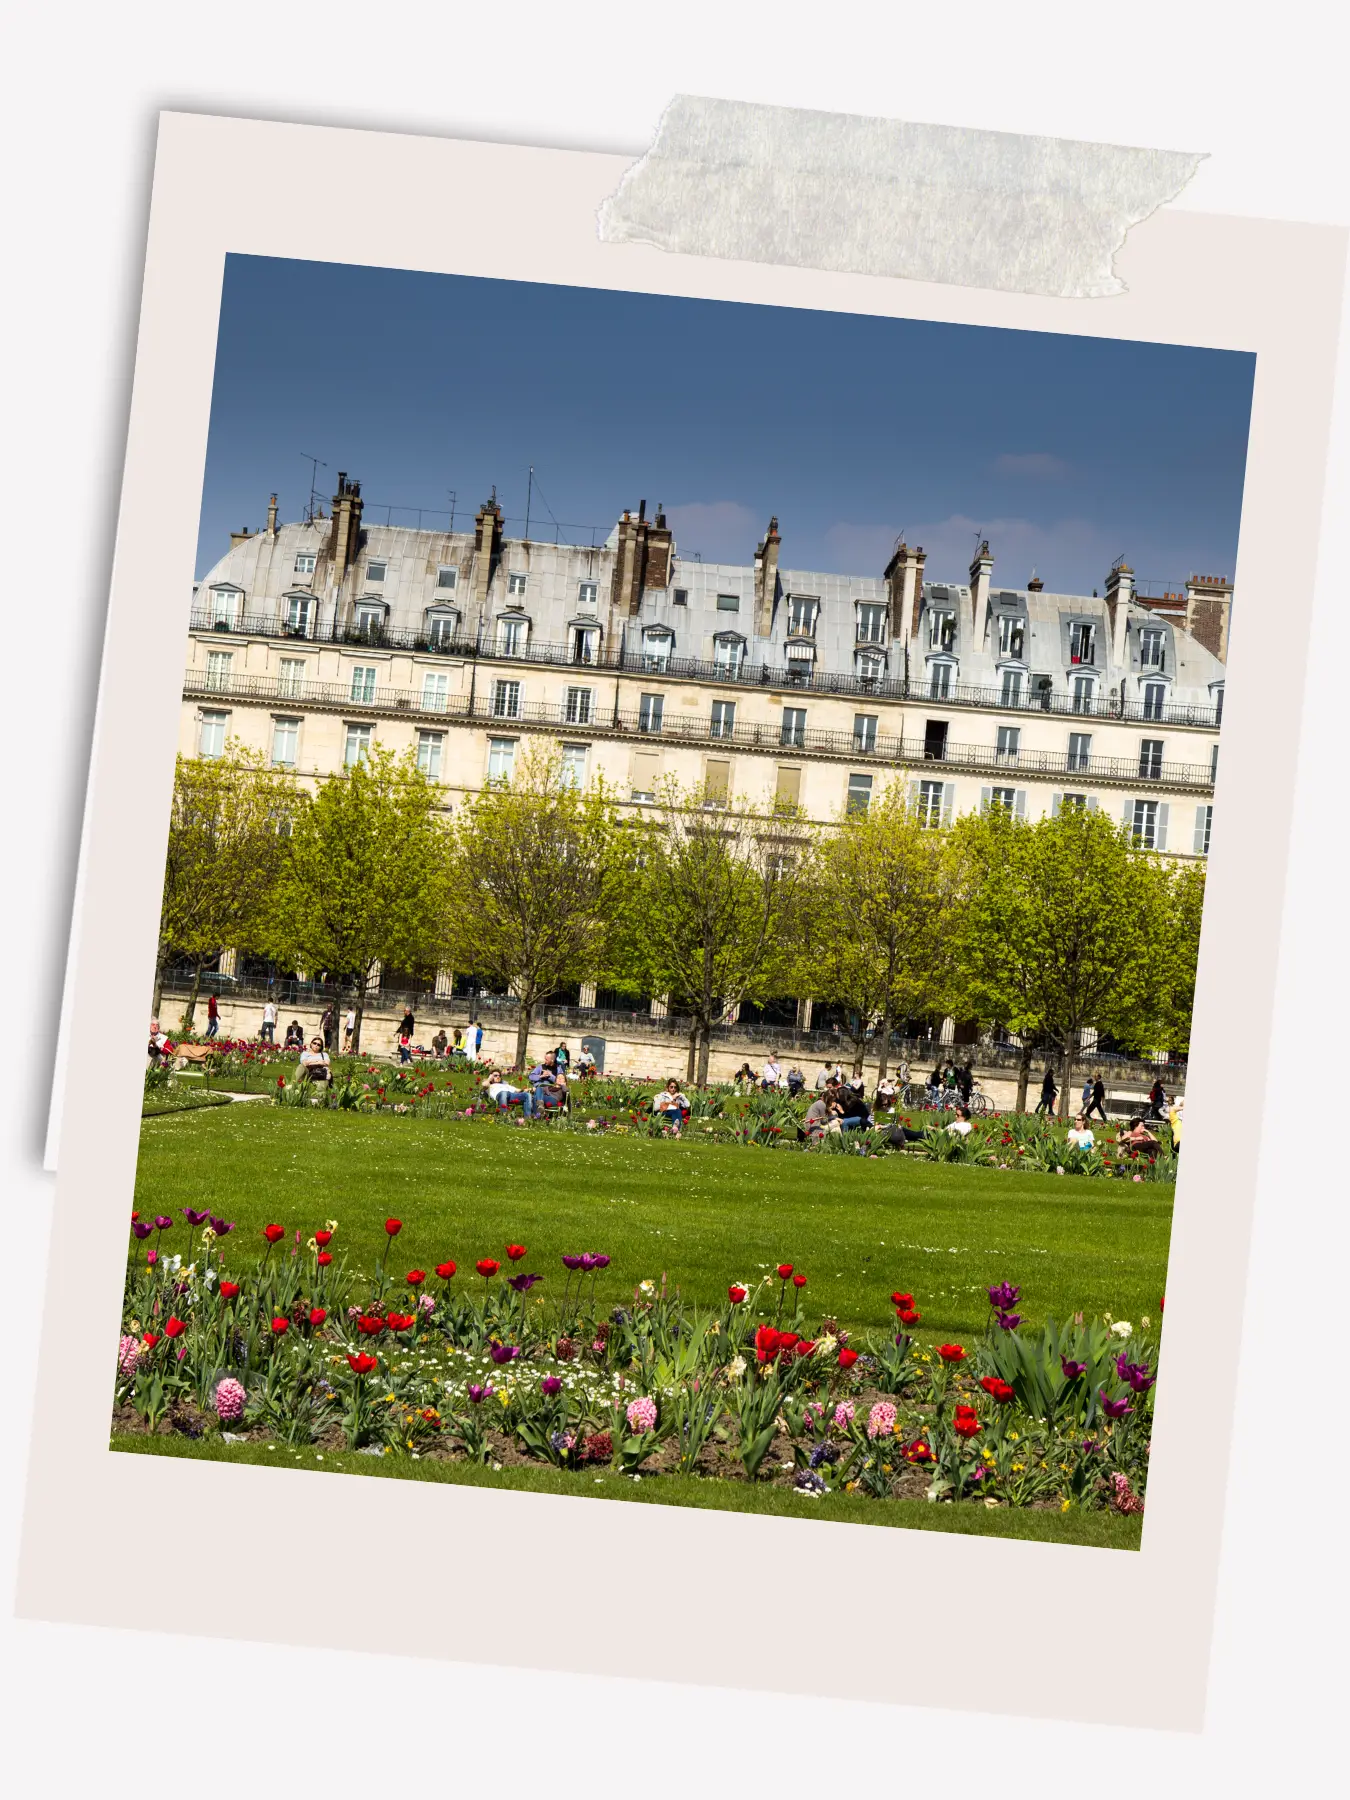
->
[294,553,316,576]
[856,650,885,686]
[641,627,673,671]
[570,623,601,665]
[366,561,387,583]
[856,603,887,645]
[929,608,957,651]
[208,585,241,629]
[1139,625,1166,669]
[425,607,459,648]
[436,566,458,591]
[929,657,956,699]
[1071,672,1098,714]
[284,593,312,636]
[577,580,598,607]
[1212,682,1225,724]
[787,595,819,637]
[1069,621,1096,664]
[507,571,528,598]
[713,634,745,677]
[497,615,528,657]
[997,613,1026,659]
[354,600,386,644]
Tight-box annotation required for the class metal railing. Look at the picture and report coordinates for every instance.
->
[185,672,1216,790]
[188,608,1221,728]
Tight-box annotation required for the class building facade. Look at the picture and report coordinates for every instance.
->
[183,478,1227,859]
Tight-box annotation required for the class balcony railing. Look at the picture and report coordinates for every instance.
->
[189,607,1221,727]
[185,671,1216,791]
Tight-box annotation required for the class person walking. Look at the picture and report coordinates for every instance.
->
[1084,1075,1109,1123]
[206,992,220,1039]
[555,1042,570,1073]
[1146,1075,1168,1121]
[260,999,276,1044]
[473,1020,483,1057]
[343,1007,356,1052]
[319,1005,335,1052]
[1034,1066,1058,1116]
[1081,1076,1093,1114]
[399,1006,416,1043]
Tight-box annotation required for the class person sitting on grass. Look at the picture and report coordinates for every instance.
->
[575,1045,597,1078]
[800,1092,835,1141]
[528,1055,569,1115]
[875,1074,898,1111]
[886,1119,927,1149]
[946,1105,974,1138]
[298,1038,331,1084]
[786,1065,806,1096]
[431,1028,449,1057]
[284,1019,304,1051]
[653,1078,690,1132]
[835,1083,872,1132]
[485,1069,534,1118]
[1066,1113,1096,1152]
[1118,1115,1161,1158]
[735,1061,759,1091]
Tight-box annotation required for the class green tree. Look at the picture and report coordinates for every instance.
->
[266,746,449,1054]
[155,744,298,1030]
[1158,860,1205,1053]
[623,780,813,1085]
[799,781,962,1080]
[952,802,1170,1117]
[440,743,627,1071]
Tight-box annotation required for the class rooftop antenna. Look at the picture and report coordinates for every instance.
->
[525,465,534,541]
[447,489,457,534]
[300,453,327,525]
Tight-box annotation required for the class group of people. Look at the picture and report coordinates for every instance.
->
[484,1050,576,1119]
[801,1072,876,1140]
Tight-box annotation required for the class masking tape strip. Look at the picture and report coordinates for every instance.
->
[597,96,1206,299]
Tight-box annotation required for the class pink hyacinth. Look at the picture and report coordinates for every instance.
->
[419,1293,436,1314]
[215,1377,247,1423]
[867,1401,897,1440]
[117,1334,141,1377]
[626,1396,658,1433]
[834,1401,856,1429]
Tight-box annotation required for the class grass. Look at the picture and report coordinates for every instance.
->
[142,1090,233,1118]
[133,1105,1173,1341]
[109,1433,1144,1548]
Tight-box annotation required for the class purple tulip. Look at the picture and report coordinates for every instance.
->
[132,1221,153,1240]
[1061,1357,1088,1381]
[154,1215,173,1231]
[210,1218,234,1237]
[561,1254,583,1271]
[489,1344,520,1365]
[592,1254,611,1270]
[987,1282,1021,1311]
[183,1207,209,1226]
[579,1253,598,1273]
[466,1384,494,1405]
[541,1375,563,1397]
[996,1312,1022,1331]
[1098,1389,1134,1420]
[508,1272,542,1292]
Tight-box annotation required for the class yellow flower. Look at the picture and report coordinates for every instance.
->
[1012,1463,1025,1472]
[1060,1498,1071,1512]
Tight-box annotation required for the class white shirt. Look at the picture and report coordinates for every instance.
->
[946,1119,973,1137]
[344,1010,355,1029]
[654,1089,688,1111]
[1067,1127,1095,1150]
[263,1003,276,1023]
[487,1081,522,1102]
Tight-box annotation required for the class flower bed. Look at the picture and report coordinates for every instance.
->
[113,1213,1159,1519]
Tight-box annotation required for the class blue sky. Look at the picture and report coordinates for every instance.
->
[198,256,1255,595]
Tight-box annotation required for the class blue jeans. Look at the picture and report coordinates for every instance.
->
[206,1016,219,1038]
[838,1114,865,1131]
[500,1091,535,1117]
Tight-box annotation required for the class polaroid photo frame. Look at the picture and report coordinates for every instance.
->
[19,111,1346,1730]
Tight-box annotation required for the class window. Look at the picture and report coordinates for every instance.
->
[997,613,1025,658]
[929,609,957,651]
[350,666,376,704]
[775,765,802,809]
[630,748,661,802]
[1142,681,1167,721]
[198,710,228,758]
[344,724,372,767]
[853,713,878,753]
[703,759,731,806]
[1194,803,1213,856]
[856,603,887,644]
[1000,669,1024,706]
[638,692,664,733]
[294,553,316,576]
[565,686,593,725]
[929,661,954,698]
[713,637,744,677]
[1210,743,1219,781]
[846,772,873,815]
[271,717,299,766]
[1071,674,1096,714]
[1130,798,1160,848]
[577,580,598,607]
[507,571,528,598]
[1067,731,1092,771]
[570,625,599,665]
[285,594,312,635]
[416,731,443,779]
[560,743,589,789]
[436,566,458,591]
[1069,621,1097,664]
[711,699,736,739]
[917,778,946,828]
[785,640,814,683]
[781,706,806,748]
[422,671,449,712]
[492,679,521,719]
[1139,737,1164,779]
[1059,793,1088,813]
[857,651,885,686]
[1213,684,1225,723]
[205,650,233,691]
[487,738,517,783]
[996,725,1021,762]
[787,595,818,636]
[498,617,527,656]
[673,588,688,606]
[355,603,385,641]
[209,586,240,627]
[427,612,458,648]
[642,629,672,671]
[278,657,305,697]
[988,786,1017,812]
[716,592,740,612]
[1139,626,1165,669]
[923,719,949,761]
[366,561,387,583]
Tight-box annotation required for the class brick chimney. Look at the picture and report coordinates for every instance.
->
[644,503,674,590]
[883,541,927,640]
[1184,572,1233,662]
[267,493,278,536]
[611,501,657,617]
[1026,570,1044,592]
[753,516,781,637]
[327,473,364,583]
[969,538,993,647]
[472,492,505,621]
[1105,559,1134,666]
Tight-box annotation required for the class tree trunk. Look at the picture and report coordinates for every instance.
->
[180,957,207,1035]
[875,1006,892,1083]
[1014,1040,1033,1114]
[1059,1042,1075,1122]
[351,985,364,1060]
[151,952,166,1024]
[514,1000,532,1073]
[685,1022,699,1085]
[696,1020,712,1086]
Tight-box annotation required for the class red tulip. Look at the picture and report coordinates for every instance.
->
[776,1263,794,1279]
[795,1339,817,1357]
[219,1280,240,1300]
[406,1269,426,1287]
[1159,1295,1165,1314]
[308,1307,327,1327]
[952,1405,982,1439]
[792,1274,807,1289]
[937,1344,966,1363]
[980,1376,1016,1404]
[357,1315,386,1336]
[131,1211,140,1221]
[506,1244,527,1262]
[890,1292,914,1308]
[897,1308,921,1326]
[837,1347,860,1369]
[386,1313,414,1331]
[270,1317,289,1335]
[754,1325,782,1362]
[317,1251,333,1267]
[728,1284,748,1304]
[436,1261,457,1280]
[164,1316,186,1339]
[476,1259,500,1279]
[384,1218,403,1238]
[263,1224,285,1244]
[142,1331,161,1349]
[347,1352,378,1374]
[315,1229,333,1247]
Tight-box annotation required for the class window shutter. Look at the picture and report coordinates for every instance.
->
[908,780,920,811]
[1087,796,1099,813]
[1051,793,1062,818]
[1193,804,1209,855]
[1014,790,1027,820]
[1156,802,1169,852]
[1123,798,1134,828]
[941,781,956,826]
[980,785,991,812]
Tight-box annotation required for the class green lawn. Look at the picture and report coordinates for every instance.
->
[109,1434,1144,1549]
[134,1105,1173,1341]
